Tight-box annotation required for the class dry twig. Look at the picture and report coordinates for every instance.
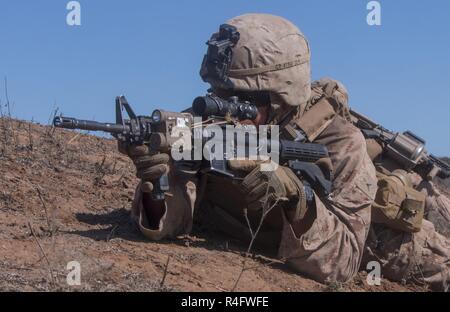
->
[28,222,56,287]
[160,255,171,288]
[27,122,34,152]
[231,178,282,292]
[36,188,54,234]
[106,225,119,242]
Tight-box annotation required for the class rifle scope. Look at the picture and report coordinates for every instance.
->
[192,94,258,121]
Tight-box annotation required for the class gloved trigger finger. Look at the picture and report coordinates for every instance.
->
[138,164,169,181]
[128,145,151,157]
[134,153,169,169]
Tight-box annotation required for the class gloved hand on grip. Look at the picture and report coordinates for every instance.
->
[241,164,308,223]
[119,142,170,193]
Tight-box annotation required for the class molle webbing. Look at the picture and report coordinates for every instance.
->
[291,97,337,142]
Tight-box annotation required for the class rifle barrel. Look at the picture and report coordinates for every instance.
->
[53,116,128,134]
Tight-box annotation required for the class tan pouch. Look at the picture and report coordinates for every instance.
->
[372,170,425,233]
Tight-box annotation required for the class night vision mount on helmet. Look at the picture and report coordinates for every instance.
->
[200,24,240,90]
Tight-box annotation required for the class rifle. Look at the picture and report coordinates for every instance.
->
[201,134,332,197]
[54,93,333,200]
[350,109,450,180]
[53,95,193,201]
[193,94,332,197]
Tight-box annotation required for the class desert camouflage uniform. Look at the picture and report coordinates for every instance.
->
[363,135,450,291]
[411,173,450,236]
[132,75,378,284]
[366,139,450,235]
[364,220,450,291]
[128,14,450,290]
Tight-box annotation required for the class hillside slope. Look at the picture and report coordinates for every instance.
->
[0,117,427,292]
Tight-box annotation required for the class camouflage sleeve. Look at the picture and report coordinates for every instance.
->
[131,162,199,240]
[278,116,378,283]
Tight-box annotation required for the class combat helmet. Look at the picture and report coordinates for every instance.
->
[200,13,312,119]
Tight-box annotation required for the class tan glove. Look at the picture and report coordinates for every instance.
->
[119,143,169,193]
[241,164,308,222]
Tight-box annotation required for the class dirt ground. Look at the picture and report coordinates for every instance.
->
[0,117,434,292]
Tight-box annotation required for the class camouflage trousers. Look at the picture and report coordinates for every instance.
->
[418,180,450,237]
[363,220,450,291]
[361,173,450,291]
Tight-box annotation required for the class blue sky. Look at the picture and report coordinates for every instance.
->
[0,0,449,155]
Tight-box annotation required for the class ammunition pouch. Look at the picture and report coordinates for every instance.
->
[372,170,425,233]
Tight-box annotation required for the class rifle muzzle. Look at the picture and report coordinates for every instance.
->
[53,116,127,134]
